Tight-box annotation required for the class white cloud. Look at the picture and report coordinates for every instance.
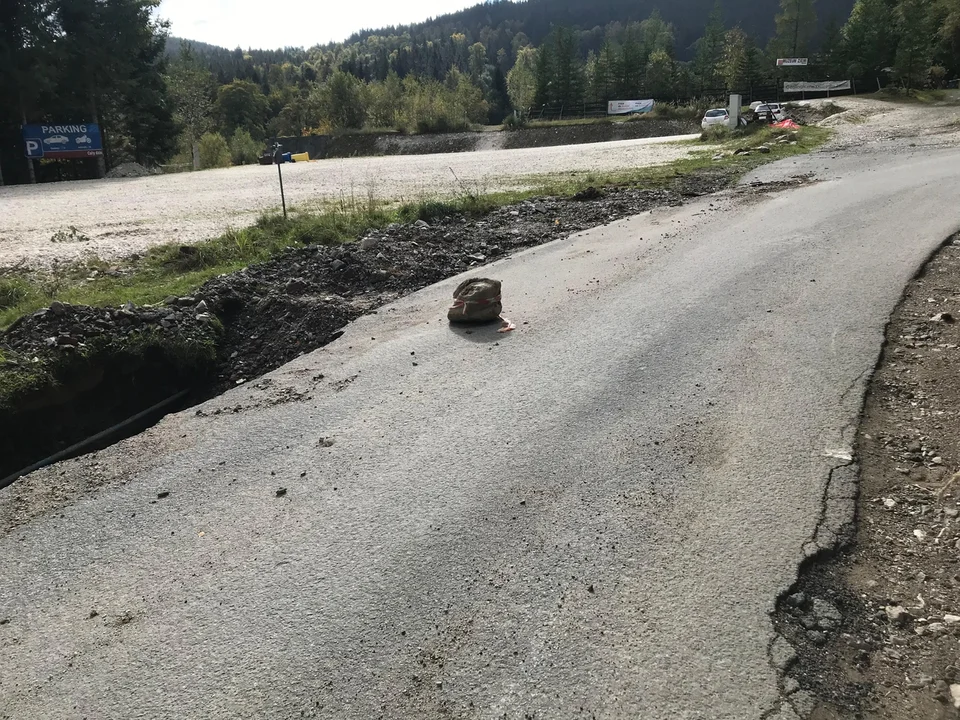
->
[157,0,485,49]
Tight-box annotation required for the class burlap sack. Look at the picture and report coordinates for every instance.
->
[447,278,503,323]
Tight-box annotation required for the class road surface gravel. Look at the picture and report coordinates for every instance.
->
[2,132,960,718]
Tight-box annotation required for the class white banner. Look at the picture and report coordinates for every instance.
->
[777,58,809,67]
[783,80,852,92]
[607,99,655,115]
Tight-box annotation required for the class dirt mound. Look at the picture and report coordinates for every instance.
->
[105,162,153,179]
[197,186,684,389]
[786,102,846,126]
[2,299,212,356]
[501,118,698,150]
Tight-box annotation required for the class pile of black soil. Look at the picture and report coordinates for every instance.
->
[197,186,690,391]
[1,176,736,482]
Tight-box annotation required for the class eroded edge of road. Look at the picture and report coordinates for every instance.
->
[764,232,960,720]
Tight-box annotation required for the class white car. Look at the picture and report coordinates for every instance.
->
[754,103,786,122]
[701,108,746,130]
[44,135,69,145]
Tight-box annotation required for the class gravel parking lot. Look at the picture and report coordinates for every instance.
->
[0,133,699,269]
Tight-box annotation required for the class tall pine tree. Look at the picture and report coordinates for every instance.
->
[894,0,934,88]
[694,1,726,91]
[841,0,897,84]
[771,0,818,57]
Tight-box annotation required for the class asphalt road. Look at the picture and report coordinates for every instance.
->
[2,143,960,720]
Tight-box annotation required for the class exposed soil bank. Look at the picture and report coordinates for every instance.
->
[772,234,960,719]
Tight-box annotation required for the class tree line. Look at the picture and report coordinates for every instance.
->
[0,0,174,184]
[2,0,959,184]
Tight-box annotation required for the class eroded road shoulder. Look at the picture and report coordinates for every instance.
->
[774,234,960,719]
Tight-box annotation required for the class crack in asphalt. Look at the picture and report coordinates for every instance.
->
[761,450,858,720]
[757,233,960,718]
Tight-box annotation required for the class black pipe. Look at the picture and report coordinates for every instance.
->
[0,389,191,491]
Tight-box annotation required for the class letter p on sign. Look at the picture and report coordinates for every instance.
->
[25,139,42,159]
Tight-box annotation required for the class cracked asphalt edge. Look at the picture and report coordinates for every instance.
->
[760,231,960,720]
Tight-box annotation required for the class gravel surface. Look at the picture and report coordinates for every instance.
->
[811,95,960,150]
[0,134,699,269]
[3,97,955,272]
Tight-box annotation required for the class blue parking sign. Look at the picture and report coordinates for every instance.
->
[22,123,104,159]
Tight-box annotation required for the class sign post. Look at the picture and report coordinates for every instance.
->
[21,123,104,161]
[273,142,287,220]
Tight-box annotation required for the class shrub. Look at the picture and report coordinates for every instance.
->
[198,132,231,169]
[502,112,528,130]
[700,125,732,142]
[229,129,261,165]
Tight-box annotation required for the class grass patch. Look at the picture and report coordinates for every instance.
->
[700,125,733,142]
[0,206,394,328]
[0,352,55,411]
[0,126,831,331]
[0,277,39,311]
[520,126,830,196]
[0,328,218,413]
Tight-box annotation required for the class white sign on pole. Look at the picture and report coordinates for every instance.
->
[783,80,852,93]
[777,58,809,67]
[607,99,655,115]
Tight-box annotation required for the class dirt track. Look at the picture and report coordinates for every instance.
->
[0,134,699,269]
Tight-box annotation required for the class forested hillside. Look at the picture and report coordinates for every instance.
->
[159,0,959,139]
[343,0,857,62]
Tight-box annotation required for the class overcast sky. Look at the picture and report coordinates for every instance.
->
[156,0,483,50]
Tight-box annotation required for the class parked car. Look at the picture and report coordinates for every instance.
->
[753,103,787,122]
[701,108,747,130]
